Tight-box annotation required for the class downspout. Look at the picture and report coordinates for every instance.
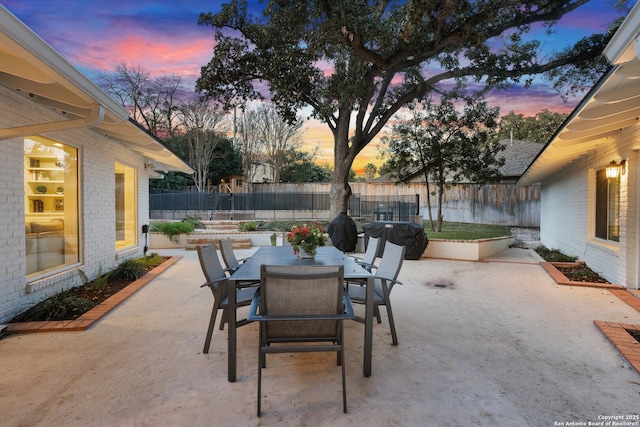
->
[0,103,104,140]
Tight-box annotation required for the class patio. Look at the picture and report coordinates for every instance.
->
[1,247,639,426]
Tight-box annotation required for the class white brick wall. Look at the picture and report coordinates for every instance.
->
[0,86,152,323]
[540,124,640,288]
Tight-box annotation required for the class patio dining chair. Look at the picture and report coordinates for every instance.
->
[248,264,355,417]
[196,243,257,354]
[347,241,406,346]
[350,236,380,272]
[219,237,249,273]
[219,237,259,288]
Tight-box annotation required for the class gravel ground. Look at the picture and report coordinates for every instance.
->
[509,226,540,249]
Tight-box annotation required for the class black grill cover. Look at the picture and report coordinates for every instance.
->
[363,221,428,260]
[328,212,358,252]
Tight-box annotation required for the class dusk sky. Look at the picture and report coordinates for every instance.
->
[2,0,624,174]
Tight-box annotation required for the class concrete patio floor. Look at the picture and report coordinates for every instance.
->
[1,247,639,426]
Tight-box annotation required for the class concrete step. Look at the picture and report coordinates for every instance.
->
[199,220,261,232]
[185,235,251,251]
[200,221,239,231]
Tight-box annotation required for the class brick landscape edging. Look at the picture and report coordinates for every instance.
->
[539,262,624,289]
[6,256,182,334]
[594,320,640,375]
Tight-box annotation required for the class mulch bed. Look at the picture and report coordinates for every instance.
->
[555,265,610,284]
[11,257,169,323]
[53,278,134,320]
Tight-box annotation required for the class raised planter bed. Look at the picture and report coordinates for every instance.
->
[151,229,516,261]
[149,232,189,249]
[423,236,515,261]
[149,231,274,250]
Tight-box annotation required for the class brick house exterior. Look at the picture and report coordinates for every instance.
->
[518,4,640,290]
[0,6,192,323]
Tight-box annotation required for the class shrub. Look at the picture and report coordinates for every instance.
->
[78,265,111,291]
[534,245,578,262]
[238,221,258,231]
[11,290,97,322]
[152,221,195,242]
[139,252,165,268]
[182,216,204,229]
[110,258,147,282]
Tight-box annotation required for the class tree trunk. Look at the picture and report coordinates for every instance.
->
[423,171,435,231]
[330,174,352,220]
[436,180,444,232]
[329,113,354,219]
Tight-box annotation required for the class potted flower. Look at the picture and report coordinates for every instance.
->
[286,222,327,258]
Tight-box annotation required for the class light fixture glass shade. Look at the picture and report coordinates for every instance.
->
[606,161,620,179]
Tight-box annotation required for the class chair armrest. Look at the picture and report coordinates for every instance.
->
[355,260,376,272]
[349,254,377,271]
[200,276,227,288]
[376,276,403,287]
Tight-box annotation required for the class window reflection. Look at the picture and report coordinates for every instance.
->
[24,137,79,275]
[115,162,137,249]
[595,168,620,242]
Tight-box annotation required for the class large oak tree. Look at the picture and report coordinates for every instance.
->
[196,0,617,217]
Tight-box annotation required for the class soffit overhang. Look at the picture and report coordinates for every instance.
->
[518,2,640,186]
[0,5,193,174]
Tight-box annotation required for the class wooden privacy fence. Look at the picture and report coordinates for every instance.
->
[249,182,540,227]
[430,183,540,227]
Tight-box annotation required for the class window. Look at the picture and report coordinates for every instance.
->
[595,168,620,242]
[115,163,137,249]
[24,137,79,275]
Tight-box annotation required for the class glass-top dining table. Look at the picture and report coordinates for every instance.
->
[225,245,375,382]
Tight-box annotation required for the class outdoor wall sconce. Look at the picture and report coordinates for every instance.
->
[606,159,626,179]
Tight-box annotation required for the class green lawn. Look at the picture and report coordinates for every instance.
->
[424,221,510,240]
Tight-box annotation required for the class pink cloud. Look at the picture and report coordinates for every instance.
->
[69,34,213,85]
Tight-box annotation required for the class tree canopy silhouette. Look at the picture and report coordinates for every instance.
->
[197,0,619,216]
